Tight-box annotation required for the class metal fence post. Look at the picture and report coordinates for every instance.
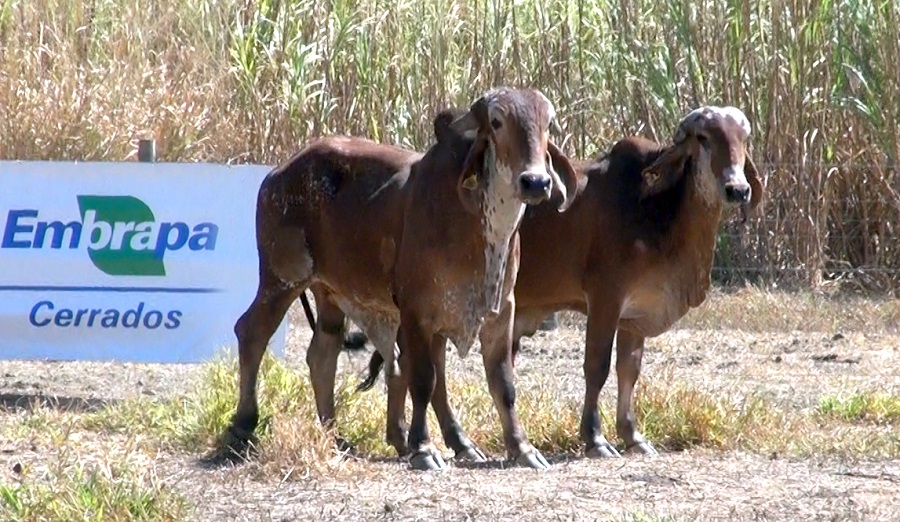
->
[137,139,157,163]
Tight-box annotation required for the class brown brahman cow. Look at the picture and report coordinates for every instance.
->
[354,105,764,460]
[225,87,579,471]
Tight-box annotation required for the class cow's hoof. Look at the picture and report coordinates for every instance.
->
[586,441,622,459]
[454,447,487,463]
[516,449,550,470]
[626,441,659,457]
[223,425,256,451]
[410,449,447,471]
[210,426,258,463]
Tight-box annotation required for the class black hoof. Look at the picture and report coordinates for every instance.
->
[209,424,259,462]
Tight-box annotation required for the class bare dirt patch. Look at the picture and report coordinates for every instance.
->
[2,295,899,521]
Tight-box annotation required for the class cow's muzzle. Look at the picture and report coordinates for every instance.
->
[518,171,553,204]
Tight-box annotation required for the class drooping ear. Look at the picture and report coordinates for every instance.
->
[545,140,581,212]
[456,133,489,215]
[640,145,689,199]
[745,154,764,211]
[739,153,764,223]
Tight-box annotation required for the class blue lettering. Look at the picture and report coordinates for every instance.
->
[54,308,73,327]
[34,220,82,249]
[143,310,163,329]
[73,309,89,326]
[165,310,182,329]
[2,210,38,248]
[188,223,218,251]
[121,302,144,328]
[100,309,120,328]
[29,301,184,329]
[29,301,53,327]
[154,223,189,259]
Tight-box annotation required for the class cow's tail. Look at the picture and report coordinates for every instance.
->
[299,292,317,331]
[299,291,370,352]
[343,331,369,351]
[356,350,385,392]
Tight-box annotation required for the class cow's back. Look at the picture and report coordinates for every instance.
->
[259,136,417,302]
[515,139,669,314]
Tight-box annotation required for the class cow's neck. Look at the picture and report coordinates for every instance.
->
[664,159,724,308]
[479,144,526,315]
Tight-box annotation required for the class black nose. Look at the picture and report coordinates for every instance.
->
[518,172,552,201]
[724,184,751,203]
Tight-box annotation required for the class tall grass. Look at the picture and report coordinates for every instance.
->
[1,0,898,291]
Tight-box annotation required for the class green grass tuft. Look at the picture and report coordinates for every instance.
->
[0,452,187,522]
[817,392,900,424]
[8,350,896,482]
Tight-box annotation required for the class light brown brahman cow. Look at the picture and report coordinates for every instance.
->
[354,105,764,460]
[225,87,579,470]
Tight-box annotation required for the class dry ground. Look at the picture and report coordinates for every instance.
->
[1,291,899,521]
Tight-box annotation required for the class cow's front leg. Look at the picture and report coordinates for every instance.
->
[480,298,549,469]
[431,338,486,463]
[615,329,658,456]
[399,315,446,471]
[581,294,622,458]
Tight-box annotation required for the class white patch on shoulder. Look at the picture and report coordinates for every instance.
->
[597,156,610,172]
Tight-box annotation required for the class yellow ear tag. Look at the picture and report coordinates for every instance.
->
[462,173,478,190]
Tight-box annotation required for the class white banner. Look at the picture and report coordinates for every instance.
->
[0,161,287,363]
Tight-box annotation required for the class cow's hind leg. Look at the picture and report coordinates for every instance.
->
[385,355,410,457]
[358,319,407,457]
[432,339,486,463]
[226,272,301,453]
[351,340,409,456]
[305,286,346,433]
[615,329,657,456]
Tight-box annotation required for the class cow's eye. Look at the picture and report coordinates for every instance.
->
[491,118,502,130]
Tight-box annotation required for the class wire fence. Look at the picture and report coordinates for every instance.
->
[692,157,900,295]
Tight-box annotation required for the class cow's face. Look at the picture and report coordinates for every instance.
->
[642,105,764,221]
[445,88,580,316]
[683,107,761,209]
[451,87,579,214]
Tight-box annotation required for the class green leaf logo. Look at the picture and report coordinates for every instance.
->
[76,196,166,276]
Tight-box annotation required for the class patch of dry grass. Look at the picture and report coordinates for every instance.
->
[558,287,900,334]
[0,413,188,522]
[6,351,883,480]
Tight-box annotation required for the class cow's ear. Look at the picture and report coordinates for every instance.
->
[434,108,470,144]
[545,140,581,212]
[640,144,689,199]
[739,153,764,223]
[457,133,488,215]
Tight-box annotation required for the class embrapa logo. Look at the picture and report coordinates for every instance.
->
[2,195,218,276]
